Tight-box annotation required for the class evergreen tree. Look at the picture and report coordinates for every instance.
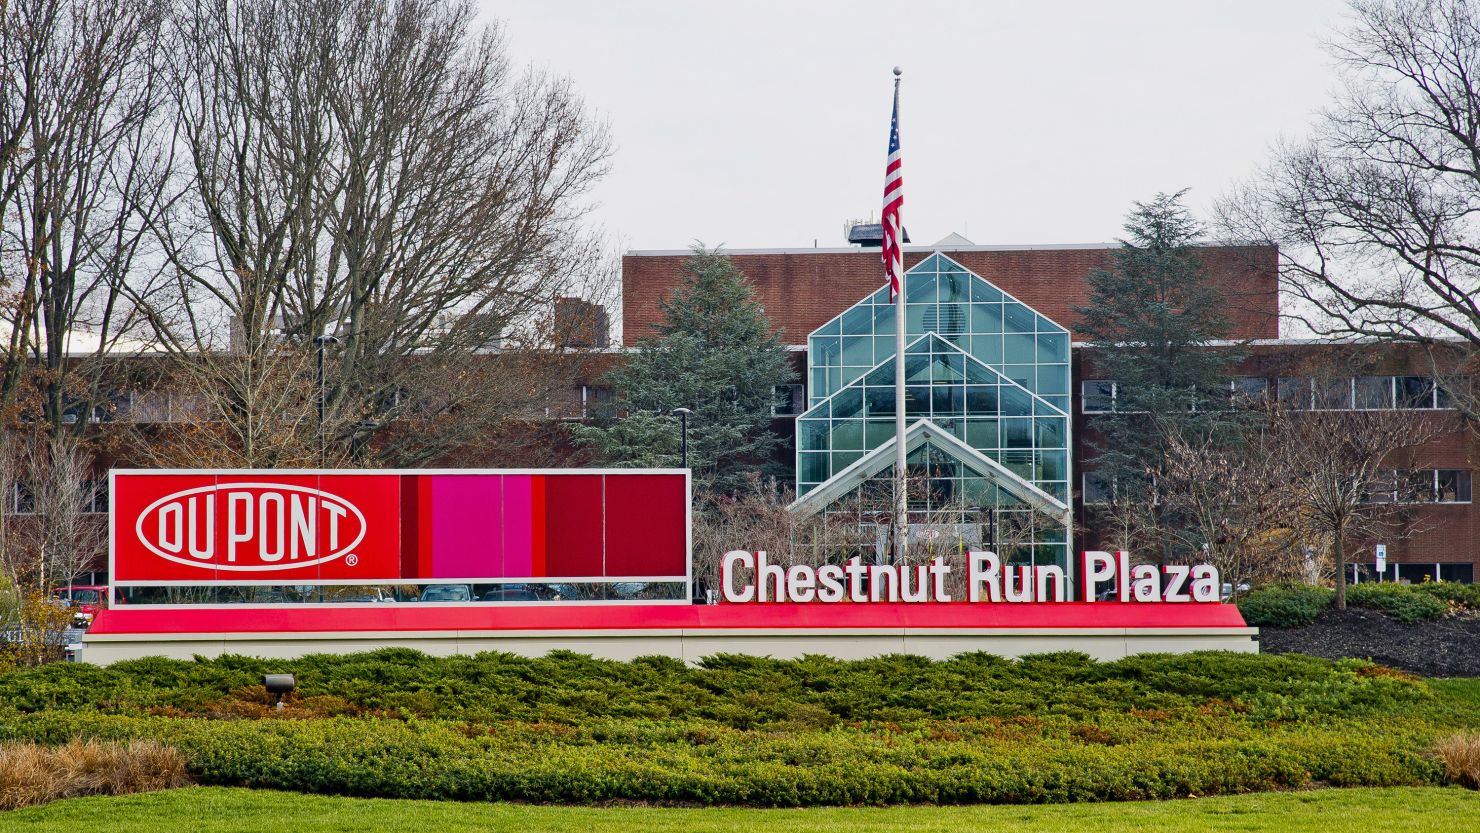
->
[1074,191,1249,559]
[573,247,795,495]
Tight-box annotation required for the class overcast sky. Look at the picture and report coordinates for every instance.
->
[482,0,1351,252]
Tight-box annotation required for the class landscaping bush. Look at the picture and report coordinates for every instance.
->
[1435,731,1480,790]
[1346,584,1451,624]
[0,650,1472,805]
[1237,585,1334,627]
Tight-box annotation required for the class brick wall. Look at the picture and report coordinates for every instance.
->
[622,244,1279,346]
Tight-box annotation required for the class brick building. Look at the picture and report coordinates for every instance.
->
[623,240,1477,583]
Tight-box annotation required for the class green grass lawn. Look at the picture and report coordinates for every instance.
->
[4,786,1480,832]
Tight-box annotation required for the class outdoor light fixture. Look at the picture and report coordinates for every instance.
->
[670,407,692,469]
[264,674,296,710]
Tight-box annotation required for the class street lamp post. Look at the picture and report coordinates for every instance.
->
[670,407,691,468]
[313,335,339,466]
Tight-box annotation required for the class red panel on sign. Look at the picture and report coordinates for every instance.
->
[543,474,603,577]
[113,474,219,582]
[604,474,686,577]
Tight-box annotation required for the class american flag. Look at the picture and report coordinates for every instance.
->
[881,82,904,299]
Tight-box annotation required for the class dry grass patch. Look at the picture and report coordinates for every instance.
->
[1435,732,1480,789]
[0,739,187,810]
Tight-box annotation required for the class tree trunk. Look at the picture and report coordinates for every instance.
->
[1333,533,1347,610]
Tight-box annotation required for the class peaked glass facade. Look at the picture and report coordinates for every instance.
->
[796,253,1072,567]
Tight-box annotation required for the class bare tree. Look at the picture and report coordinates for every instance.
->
[127,0,613,467]
[1272,406,1447,608]
[1160,417,1306,592]
[1219,0,1480,423]
[0,0,166,433]
[0,432,100,593]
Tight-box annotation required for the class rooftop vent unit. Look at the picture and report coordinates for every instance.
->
[846,222,910,248]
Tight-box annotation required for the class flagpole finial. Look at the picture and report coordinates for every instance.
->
[892,66,902,77]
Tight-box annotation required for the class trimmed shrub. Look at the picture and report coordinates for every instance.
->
[1237,585,1333,628]
[1346,584,1450,624]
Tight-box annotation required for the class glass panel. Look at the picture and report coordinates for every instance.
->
[1035,333,1068,363]
[1398,376,1434,408]
[840,305,873,336]
[905,273,937,303]
[1278,377,1310,410]
[798,418,829,448]
[1000,387,1031,416]
[1314,378,1352,410]
[1438,470,1471,503]
[1035,365,1069,395]
[1003,304,1034,334]
[931,385,963,416]
[873,304,896,335]
[874,336,893,364]
[969,303,1003,334]
[969,334,1003,365]
[1038,450,1067,482]
[905,386,930,415]
[1233,376,1270,405]
[966,418,998,448]
[1004,333,1037,364]
[1082,380,1114,413]
[865,387,895,417]
[799,452,828,484]
[841,335,872,365]
[833,387,863,419]
[1002,418,1033,448]
[1354,376,1393,409]
[832,450,862,471]
[1043,395,1070,413]
[970,280,1002,303]
[816,318,840,337]
[831,419,863,450]
[865,420,894,447]
[1003,365,1035,389]
[965,385,998,414]
[812,335,840,365]
[938,269,970,302]
[1035,417,1066,449]
[840,365,865,386]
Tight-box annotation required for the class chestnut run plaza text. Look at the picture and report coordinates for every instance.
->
[721,550,1222,604]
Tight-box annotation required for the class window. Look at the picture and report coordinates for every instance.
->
[1230,377,1269,405]
[1355,376,1394,409]
[1278,377,1311,410]
[1437,470,1472,503]
[1397,376,1436,409]
[1314,378,1353,410]
[1081,380,1114,413]
[771,384,805,416]
[1082,471,1112,505]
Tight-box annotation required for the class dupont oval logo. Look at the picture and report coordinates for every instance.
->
[135,483,367,572]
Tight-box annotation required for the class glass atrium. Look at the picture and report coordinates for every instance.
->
[793,253,1073,568]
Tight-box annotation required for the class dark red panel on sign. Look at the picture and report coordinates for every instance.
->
[543,474,603,577]
[604,474,686,577]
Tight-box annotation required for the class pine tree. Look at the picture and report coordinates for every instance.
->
[573,247,795,495]
[1074,191,1249,559]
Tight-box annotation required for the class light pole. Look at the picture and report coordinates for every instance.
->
[670,407,691,469]
[313,335,339,466]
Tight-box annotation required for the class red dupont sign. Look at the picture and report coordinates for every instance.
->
[110,470,690,584]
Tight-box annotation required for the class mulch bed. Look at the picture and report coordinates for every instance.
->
[1258,607,1480,677]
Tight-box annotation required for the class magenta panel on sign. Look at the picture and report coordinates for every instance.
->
[429,475,503,578]
[502,475,534,577]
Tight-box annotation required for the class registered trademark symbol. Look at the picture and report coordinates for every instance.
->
[345,554,359,567]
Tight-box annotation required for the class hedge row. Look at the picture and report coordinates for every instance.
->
[0,650,1435,726]
[0,711,1445,805]
[1238,581,1480,628]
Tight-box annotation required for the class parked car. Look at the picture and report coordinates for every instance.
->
[50,585,108,626]
[479,586,541,602]
[418,584,472,602]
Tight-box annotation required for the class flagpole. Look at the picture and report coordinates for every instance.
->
[891,67,908,565]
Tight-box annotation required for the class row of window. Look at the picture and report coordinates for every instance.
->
[7,482,110,515]
[1080,469,1472,505]
[1081,375,1460,414]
